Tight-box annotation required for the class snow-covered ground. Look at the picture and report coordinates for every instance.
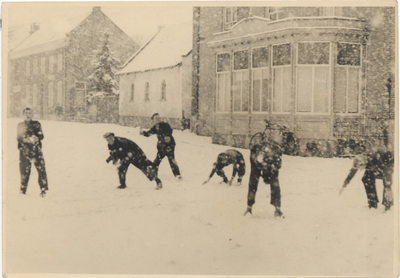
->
[3,118,398,277]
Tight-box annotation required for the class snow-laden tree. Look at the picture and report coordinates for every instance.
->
[86,31,121,96]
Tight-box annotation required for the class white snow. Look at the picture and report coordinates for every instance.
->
[3,118,398,277]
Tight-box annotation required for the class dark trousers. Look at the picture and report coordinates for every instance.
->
[362,168,393,208]
[118,156,156,187]
[247,160,281,208]
[154,143,181,177]
[19,149,48,191]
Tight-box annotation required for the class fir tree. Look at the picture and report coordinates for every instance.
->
[87,32,120,95]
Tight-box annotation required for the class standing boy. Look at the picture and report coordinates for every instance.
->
[140,113,182,179]
[17,107,48,197]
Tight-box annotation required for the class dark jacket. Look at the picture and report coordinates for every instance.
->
[108,137,146,162]
[142,122,175,146]
[17,120,44,150]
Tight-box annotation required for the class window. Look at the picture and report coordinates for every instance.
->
[57,81,63,105]
[272,44,291,113]
[41,57,46,74]
[268,7,283,21]
[58,54,63,72]
[75,82,85,106]
[49,56,54,73]
[33,59,38,75]
[48,82,54,106]
[216,53,231,113]
[224,7,249,30]
[130,84,135,102]
[32,84,38,107]
[320,7,343,16]
[26,85,32,107]
[334,43,361,114]
[26,61,30,76]
[233,50,249,112]
[144,82,150,101]
[161,80,166,100]
[252,47,269,112]
[296,42,330,114]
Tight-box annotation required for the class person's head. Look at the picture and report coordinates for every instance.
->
[22,107,33,121]
[103,132,115,145]
[151,113,160,124]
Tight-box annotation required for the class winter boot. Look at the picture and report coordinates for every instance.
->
[117,185,126,189]
[274,207,284,218]
[40,188,46,197]
[244,206,252,216]
[20,185,27,194]
[156,178,163,190]
[368,201,378,209]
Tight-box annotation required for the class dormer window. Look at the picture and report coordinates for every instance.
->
[223,7,250,30]
[267,7,283,21]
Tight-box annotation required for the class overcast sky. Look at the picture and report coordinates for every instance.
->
[3,2,195,48]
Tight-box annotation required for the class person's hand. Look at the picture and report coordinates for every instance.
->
[31,135,39,143]
[202,179,209,185]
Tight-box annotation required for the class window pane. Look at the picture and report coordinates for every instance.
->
[224,73,231,111]
[297,67,312,112]
[314,67,330,113]
[273,44,291,66]
[261,69,269,111]
[273,68,282,112]
[337,43,361,66]
[348,68,359,113]
[217,74,224,112]
[252,70,261,111]
[234,50,248,70]
[242,72,249,111]
[282,67,291,112]
[237,7,250,22]
[217,53,231,72]
[298,42,330,64]
[252,47,269,68]
[334,68,347,113]
[233,72,241,111]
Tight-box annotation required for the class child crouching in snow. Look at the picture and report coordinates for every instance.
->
[202,149,246,186]
[244,141,283,218]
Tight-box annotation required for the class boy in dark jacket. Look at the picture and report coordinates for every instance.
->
[104,132,162,190]
[244,141,283,217]
[17,107,48,197]
[202,149,245,185]
[340,144,394,211]
[140,113,181,179]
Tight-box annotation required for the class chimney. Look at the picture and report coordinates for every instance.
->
[158,25,165,32]
[29,23,40,35]
[93,6,101,12]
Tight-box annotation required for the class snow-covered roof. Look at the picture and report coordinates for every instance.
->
[118,21,193,74]
[11,12,90,54]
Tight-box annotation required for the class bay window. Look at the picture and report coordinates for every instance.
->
[216,53,231,113]
[272,43,291,113]
[296,42,330,114]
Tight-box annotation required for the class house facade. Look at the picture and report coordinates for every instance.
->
[8,6,137,120]
[118,22,193,129]
[192,6,396,155]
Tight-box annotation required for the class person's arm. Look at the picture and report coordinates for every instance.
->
[230,164,238,185]
[203,163,218,184]
[35,122,44,141]
[141,125,157,137]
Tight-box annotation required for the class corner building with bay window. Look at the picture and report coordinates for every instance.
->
[192,6,396,156]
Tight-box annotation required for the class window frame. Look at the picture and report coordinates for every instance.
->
[41,57,46,74]
[26,85,31,107]
[161,80,166,101]
[144,82,150,101]
[334,42,362,115]
[48,82,54,107]
[32,84,38,108]
[224,7,238,29]
[232,49,250,113]
[58,54,63,72]
[57,81,63,105]
[251,46,270,114]
[33,59,38,75]
[49,55,54,73]
[271,43,292,114]
[216,52,232,114]
[295,41,332,115]
[130,84,135,102]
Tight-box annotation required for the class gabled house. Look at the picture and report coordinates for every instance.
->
[192,6,396,156]
[8,6,138,120]
[118,21,193,129]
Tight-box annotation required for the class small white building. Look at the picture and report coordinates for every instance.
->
[118,22,193,129]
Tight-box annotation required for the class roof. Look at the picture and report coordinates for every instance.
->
[118,21,193,74]
[11,11,90,54]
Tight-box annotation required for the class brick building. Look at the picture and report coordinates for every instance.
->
[192,6,396,155]
[8,6,138,120]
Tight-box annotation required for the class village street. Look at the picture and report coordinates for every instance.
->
[3,118,398,277]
